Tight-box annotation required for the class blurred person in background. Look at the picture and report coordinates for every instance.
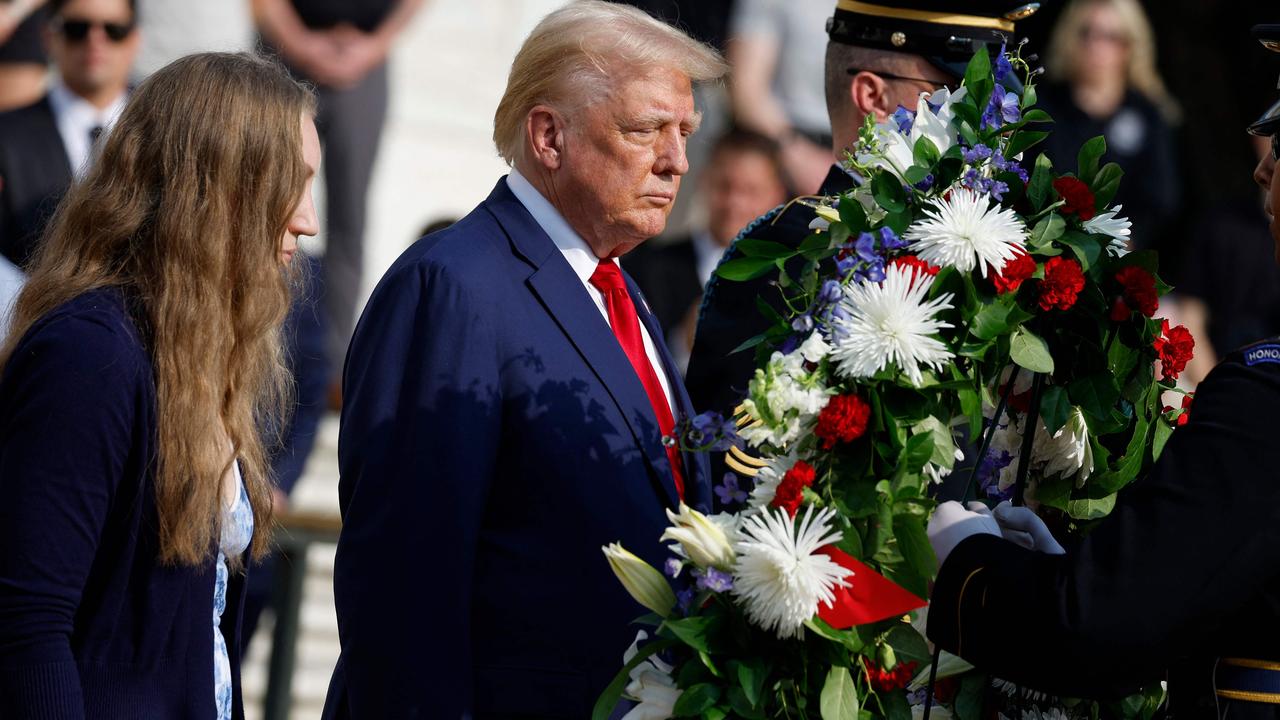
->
[0,0,49,110]
[1037,0,1179,254]
[624,127,787,369]
[0,254,21,335]
[132,0,253,78]
[0,51,317,720]
[0,0,138,269]
[727,0,833,195]
[253,0,426,405]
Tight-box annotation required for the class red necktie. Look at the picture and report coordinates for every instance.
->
[588,261,685,500]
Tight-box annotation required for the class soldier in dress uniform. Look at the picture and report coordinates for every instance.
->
[685,1,1042,477]
[924,26,1280,717]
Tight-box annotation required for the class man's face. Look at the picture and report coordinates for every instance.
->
[556,66,699,258]
[1252,135,1280,264]
[47,0,139,100]
[704,148,787,246]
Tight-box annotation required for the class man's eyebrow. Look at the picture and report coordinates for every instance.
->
[625,110,704,133]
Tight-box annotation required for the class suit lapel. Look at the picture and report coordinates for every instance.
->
[485,179,682,509]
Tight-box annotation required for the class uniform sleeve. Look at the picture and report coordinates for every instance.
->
[928,358,1280,699]
[0,314,141,719]
[332,259,502,717]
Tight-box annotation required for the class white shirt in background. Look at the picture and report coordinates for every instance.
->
[46,77,127,179]
[691,230,727,288]
[506,168,678,417]
[0,255,25,340]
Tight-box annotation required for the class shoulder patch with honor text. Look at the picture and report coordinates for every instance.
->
[1244,344,1280,366]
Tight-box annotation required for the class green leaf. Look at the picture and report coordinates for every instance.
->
[804,617,865,652]
[1077,135,1107,185]
[735,238,795,260]
[702,709,728,720]
[1061,230,1103,271]
[1153,415,1175,459]
[913,135,941,167]
[672,683,721,717]
[715,256,776,281]
[971,301,1014,341]
[1009,327,1055,374]
[893,513,937,581]
[880,690,912,720]
[884,623,932,666]
[820,667,860,720]
[913,416,958,469]
[736,660,769,710]
[1021,108,1053,124]
[727,687,767,719]
[1092,162,1124,209]
[663,616,717,653]
[1028,213,1066,249]
[839,194,869,232]
[872,172,907,214]
[955,674,988,720]
[1005,130,1050,161]
[591,638,677,720]
[1039,385,1072,436]
[829,223,851,249]
[962,48,993,110]
[1067,373,1121,424]
[1066,492,1117,520]
[1027,153,1054,210]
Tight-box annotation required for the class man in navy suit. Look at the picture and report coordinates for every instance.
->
[322,3,727,718]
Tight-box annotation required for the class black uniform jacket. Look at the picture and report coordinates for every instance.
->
[685,165,856,417]
[0,95,73,268]
[929,337,1280,717]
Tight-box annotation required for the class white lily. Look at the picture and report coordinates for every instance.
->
[661,503,737,570]
[602,544,676,618]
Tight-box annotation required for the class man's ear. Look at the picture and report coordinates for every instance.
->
[849,72,899,124]
[526,105,566,171]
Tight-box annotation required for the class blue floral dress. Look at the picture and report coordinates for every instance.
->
[214,462,254,720]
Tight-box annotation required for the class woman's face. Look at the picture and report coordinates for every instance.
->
[1252,137,1280,263]
[281,115,321,265]
[1074,4,1131,85]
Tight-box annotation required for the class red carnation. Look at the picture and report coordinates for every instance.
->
[1163,392,1194,427]
[1052,176,1097,220]
[771,460,816,515]
[993,249,1036,294]
[815,394,872,450]
[1153,320,1195,382]
[1037,256,1086,311]
[863,658,919,693]
[1115,266,1159,318]
[890,255,939,286]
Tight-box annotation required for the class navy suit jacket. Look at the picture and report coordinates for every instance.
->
[322,178,711,719]
[0,95,73,268]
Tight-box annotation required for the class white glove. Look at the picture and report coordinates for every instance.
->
[991,501,1066,555]
[928,501,1001,567]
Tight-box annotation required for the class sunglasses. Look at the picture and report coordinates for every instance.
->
[1078,25,1129,47]
[845,68,950,87]
[55,18,136,42]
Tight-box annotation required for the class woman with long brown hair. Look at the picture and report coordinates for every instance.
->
[0,51,318,719]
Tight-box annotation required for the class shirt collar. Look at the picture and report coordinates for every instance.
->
[506,167,613,283]
[47,75,127,129]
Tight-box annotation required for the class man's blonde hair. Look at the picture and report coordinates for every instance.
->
[493,0,727,165]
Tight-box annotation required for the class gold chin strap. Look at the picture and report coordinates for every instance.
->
[835,0,1016,32]
[727,405,769,478]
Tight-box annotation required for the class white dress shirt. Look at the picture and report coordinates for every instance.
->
[0,255,23,340]
[691,230,728,288]
[47,77,128,179]
[506,168,677,417]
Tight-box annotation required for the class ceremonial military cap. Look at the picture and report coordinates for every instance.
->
[827,1,1041,80]
[1249,24,1280,137]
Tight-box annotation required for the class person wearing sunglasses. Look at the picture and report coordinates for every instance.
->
[685,0,1039,468]
[0,0,138,271]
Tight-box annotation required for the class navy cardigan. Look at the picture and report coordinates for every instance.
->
[0,288,246,720]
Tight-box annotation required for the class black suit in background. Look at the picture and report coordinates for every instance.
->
[622,235,704,341]
[0,96,73,269]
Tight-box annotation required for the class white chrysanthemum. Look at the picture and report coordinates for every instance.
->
[1084,204,1133,257]
[732,506,852,640]
[830,264,955,387]
[1034,407,1094,487]
[904,187,1028,276]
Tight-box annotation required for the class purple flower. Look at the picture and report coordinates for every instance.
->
[990,180,1010,202]
[715,473,749,506]
[695,567,734,593]
[819,279,843,304]
[664,557,684,578]
[879,227,908,251]
[982,84,1021,130]
[677,586,697,612]
[836,254,858,278]
[891,105,915,134]
[978,447,1015,501]
[912,173,936,192]
[962,144,993,164]
[792,314,815,333]
[855,257,886,283]
[854,232,878,262]
[995,44,1013,82]
[778,335,800,355]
